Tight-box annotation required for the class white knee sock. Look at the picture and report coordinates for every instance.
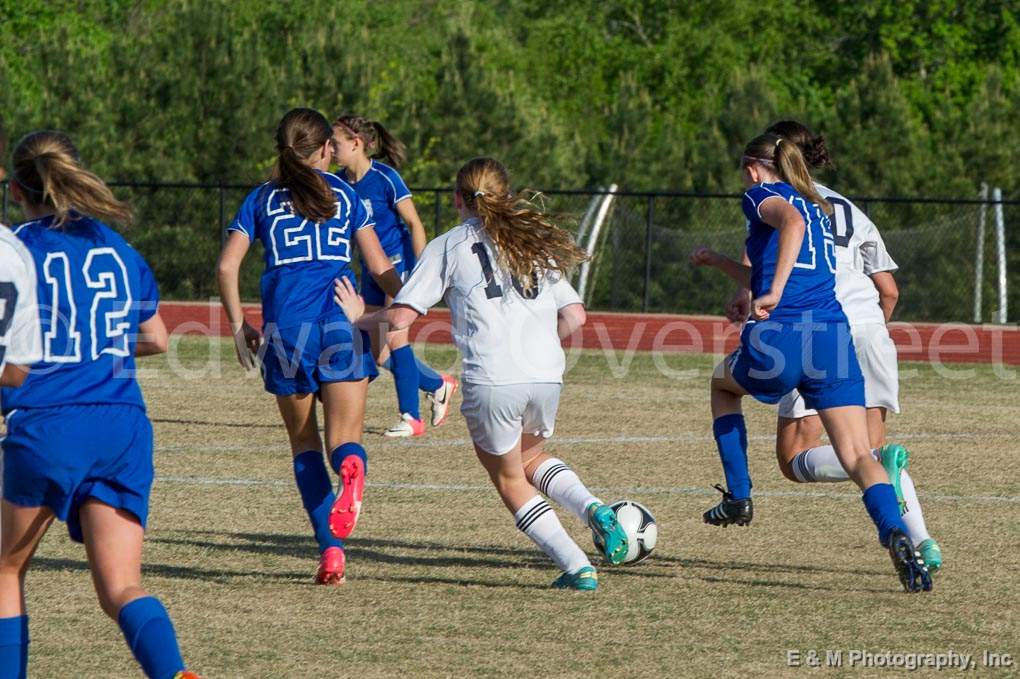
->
[898,470,932,545]
[789,445,850,482]
[532,457,600,522]
[514,495,590,574]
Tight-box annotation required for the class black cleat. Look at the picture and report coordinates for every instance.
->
[703,484,753,527]
[887,529,933,593]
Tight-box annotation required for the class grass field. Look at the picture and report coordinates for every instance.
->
[11,337,1020,677]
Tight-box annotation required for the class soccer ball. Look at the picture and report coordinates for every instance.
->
[592,500,657,564]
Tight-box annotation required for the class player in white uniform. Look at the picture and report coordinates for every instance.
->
[0,226,43,387]
[334,157,630,590]
[725,121,941,572]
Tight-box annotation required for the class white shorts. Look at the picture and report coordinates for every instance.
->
[778,322,900,419]
[460,382,562,456]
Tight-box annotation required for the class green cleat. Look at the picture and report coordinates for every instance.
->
[918,538,943,573]
[552,565,598,591]
[878,444,910,513]
[587,502,629,565]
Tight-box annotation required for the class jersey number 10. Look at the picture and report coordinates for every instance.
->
[471,243,539,300]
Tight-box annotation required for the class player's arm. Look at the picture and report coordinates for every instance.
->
[216,230,260,369]
[871,271,899,322]
[753,197,806,320]
[1,364,29,387]
[135,313,169,356]
[333,277,420,331]
[689,247,751,288]
[396,198,428,258]
[354,227,403,298]
[725,249,752,323]
[557,303,586,341]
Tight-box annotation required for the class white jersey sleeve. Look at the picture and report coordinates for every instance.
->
[0,227,43,369]
[858,220,898,276]
[393,235,456,314]
[551,275,583,309]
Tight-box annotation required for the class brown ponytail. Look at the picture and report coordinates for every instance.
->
[742,133,832,215]
[456,157,588,290]
[272,108,336,223]
[765,120,831,169]
[12,131,131,227]
[333,114,406,169]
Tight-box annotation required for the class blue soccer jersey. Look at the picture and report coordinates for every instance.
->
[742,182,844,322]
[227,170,373,327]
[0,215,159,413]
[346,160,412,257]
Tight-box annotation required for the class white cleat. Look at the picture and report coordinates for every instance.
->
[428,375,459,427]
[383,413,426,438]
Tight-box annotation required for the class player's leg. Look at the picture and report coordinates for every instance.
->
[474,440,595,589]
[321,378,370,541]
[80,500,190,678]
[703,356,755,526]
[0,502,53,679]
[275,393,345,583]
[386,326,457,429]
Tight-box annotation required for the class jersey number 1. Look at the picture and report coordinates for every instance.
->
[471,243,539,300]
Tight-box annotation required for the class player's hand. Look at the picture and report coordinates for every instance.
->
[689,246,721,268]
[751,291,781,321]
[334,277,365,323]
[233,320,261,370]
[725,288,751,324]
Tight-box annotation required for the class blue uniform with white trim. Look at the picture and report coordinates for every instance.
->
[227,170,378,394]
[346,160,415,306]
[1,215,159,542]
[729,182,864,410]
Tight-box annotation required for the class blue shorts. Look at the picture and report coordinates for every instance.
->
[2,404,153,543]
[261,316,377,396]
[361,237,415,307]
[728,319,865,410]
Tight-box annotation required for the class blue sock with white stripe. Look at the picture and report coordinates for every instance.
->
[713,413,751,500]
[389,345,422,420]
[862,483,908,546]
[117,597,185,679]
[0,615,28,679]
[293,451,344,552]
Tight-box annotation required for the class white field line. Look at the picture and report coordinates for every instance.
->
[153,475,1020,505]
[152,430,1006,454]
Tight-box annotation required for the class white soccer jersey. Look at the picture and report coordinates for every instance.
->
[817,183,898,326]
[394,218,583,386]
[0,225,43,371]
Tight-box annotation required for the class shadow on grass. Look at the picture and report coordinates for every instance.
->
[30,556,309,584]
[151,418,388,437]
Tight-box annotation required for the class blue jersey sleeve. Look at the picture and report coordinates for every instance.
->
[350,186,374,231]
[742,185,784,224]
[227,187,261,240]
[379,164,412,207]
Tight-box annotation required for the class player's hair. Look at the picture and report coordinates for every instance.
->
[456,157,588,289]
[742,133,832,215]
[333,114,407,170]
[765,120,831,170]
[12,130,131,227]
[273,108,336,223]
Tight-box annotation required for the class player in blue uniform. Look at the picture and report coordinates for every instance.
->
[216,108,402,585]
[332,115,457,437]
[689,133,931,593]
[0,131,198,678]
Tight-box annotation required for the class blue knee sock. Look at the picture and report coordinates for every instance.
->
[416,355,443,393]
[389,345,423,419]
[330,442,367,476]
[293,451,344,552]
[117,597,185,679]
[862,483,908,546]
[713,414,751,500]
[0,615,28,679]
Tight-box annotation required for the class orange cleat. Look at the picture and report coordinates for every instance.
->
[315,546,346,585]
[174,672,202,679]
[329,455,365,539]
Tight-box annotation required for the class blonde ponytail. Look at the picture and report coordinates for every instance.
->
[456,157,588,290]
[13,131,131,227]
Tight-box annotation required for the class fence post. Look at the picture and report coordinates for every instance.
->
[642,195,654,312]
[218,185,226,246]
[1,181,7,225]
[434,188,442,239]
[973,183,988,323]
[993,187,1007,324]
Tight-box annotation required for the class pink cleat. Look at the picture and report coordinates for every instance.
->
[315,546,346,585]
[329,456,365,539]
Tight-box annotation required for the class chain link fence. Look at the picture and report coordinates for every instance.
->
[2,181,1015,323]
